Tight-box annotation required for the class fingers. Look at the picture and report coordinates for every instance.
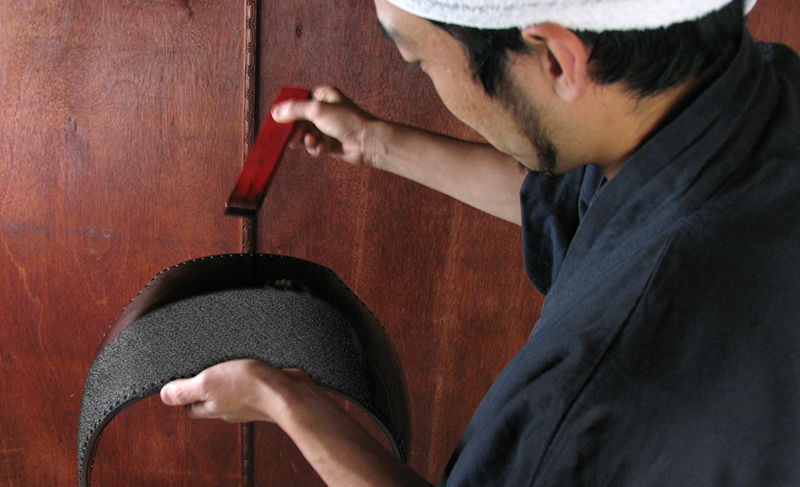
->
[272,97,339,130]
[271,85,344,124]
[312,85,345,103]
[271,85,369,138]
[160,360,282,423]
[270,86,374,165]
[159,361,328,429]
[161,373,239,421]
[272,99,335,157]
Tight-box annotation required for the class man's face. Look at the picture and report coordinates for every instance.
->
[373,0,558,173]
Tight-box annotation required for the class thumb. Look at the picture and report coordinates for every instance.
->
[161,377,205,406]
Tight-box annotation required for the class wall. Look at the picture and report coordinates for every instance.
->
[1,0,797,485]
[1,1,246,485]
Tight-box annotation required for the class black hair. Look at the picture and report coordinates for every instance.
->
[433,0,746,97]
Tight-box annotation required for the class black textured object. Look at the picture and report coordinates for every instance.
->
[77,253,409,487]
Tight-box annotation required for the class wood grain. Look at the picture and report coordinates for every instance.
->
[0,0,245,484]
[748,0,800,52]
[1,0,798,485]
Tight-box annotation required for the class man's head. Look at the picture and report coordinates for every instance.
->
[433,0,748,99]
[375,0,753,176]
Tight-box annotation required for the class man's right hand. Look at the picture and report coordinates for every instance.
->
[271,85,383,166]
[272,84,526,225]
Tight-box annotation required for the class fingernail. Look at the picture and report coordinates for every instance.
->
[271,102,287,119]
[161,385,175,405]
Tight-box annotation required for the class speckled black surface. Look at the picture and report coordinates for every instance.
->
[77,254,408,486]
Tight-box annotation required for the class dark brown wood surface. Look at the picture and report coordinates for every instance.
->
[0,1,245,485]
[748,0,800,51]
[0,0,798,486]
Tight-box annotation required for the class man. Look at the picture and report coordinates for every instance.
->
[160,0,800,484]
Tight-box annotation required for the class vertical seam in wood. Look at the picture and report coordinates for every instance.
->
[242,0,258,255]
[241,1,258,486]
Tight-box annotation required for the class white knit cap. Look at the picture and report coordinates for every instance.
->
[385,0,758,30]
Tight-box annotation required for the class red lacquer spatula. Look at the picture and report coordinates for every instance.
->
[225,86,311,217]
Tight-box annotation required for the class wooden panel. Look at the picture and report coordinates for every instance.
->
[2,0,797,486]
[252,0,541,484]
[0,0,245,485]
[748,0,800,51]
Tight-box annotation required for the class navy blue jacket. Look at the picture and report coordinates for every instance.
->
[441,32,800,486]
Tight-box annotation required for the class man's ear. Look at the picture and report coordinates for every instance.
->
[521,23,591,102]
